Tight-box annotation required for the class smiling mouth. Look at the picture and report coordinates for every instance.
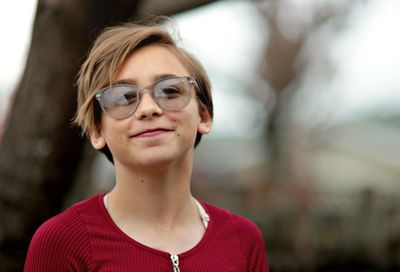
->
[132,128,174,138]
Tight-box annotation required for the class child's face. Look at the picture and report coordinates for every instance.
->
[90,45,212,169]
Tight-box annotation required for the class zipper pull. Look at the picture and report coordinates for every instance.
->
[170,254,180,272]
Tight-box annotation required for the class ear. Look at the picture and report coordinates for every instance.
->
[198,108,212,135]
[89,129,106,150]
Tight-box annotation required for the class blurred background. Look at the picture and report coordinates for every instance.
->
[1,0,400,271]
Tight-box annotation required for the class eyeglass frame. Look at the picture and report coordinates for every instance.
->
[94,76,198,120]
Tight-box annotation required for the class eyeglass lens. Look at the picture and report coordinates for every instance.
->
[98,77,194,119]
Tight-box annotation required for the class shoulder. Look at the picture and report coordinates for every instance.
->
[202,202,264,241]
[24,195,100,271]
[30,195,98,244]
[202,202,269,271]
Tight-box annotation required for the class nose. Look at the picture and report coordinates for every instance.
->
[134,92,163,120]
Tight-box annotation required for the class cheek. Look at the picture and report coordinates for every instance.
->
[118,135,124,144]
[177,112,201,140]
[104,133,126,148]
[101,120,130,146]
[176,110,197,125]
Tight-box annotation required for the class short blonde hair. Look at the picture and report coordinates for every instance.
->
[74,20,213,153]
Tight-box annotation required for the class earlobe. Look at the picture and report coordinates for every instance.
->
[198,109,212,135]
[89,129,106,150]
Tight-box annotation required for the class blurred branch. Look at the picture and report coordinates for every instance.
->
[253,0,360,181]
[137,0,217,18]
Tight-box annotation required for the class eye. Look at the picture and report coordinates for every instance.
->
[115,92,137,106]
[161,87,181,96]
[154,78,190,100]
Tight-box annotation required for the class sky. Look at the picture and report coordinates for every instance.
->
[325,0,400,121]
[293,0,400,125]
[0,1,36,114]
[1,0,400,137]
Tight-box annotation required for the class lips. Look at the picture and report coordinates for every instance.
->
[132,128,174,138]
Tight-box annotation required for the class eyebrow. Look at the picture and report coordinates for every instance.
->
[113,74,177,86]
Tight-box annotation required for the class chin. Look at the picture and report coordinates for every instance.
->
[137,146,193,169]
[128,146,171,162]
[138,154,176,168]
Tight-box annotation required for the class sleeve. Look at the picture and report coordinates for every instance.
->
[234,215,269,272]
[24,208,92,272]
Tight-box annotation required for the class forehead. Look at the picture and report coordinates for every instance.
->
[115,45,190,84]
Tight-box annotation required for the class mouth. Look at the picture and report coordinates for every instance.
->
[132,128,174,138]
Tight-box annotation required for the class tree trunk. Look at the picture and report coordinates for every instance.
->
[0,1,141,270]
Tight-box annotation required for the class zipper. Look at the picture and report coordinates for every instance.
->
[170,254,180,272]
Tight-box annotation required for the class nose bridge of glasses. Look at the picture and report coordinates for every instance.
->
[138,82,159,102]
[134,85,162,114]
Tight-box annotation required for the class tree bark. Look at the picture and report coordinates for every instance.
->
[0,0,141,270]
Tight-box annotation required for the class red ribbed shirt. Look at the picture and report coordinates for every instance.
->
[24,194,268,271]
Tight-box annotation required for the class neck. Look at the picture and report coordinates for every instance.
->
[108,150,196,228]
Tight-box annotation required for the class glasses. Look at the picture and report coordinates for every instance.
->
[95,76,197,119]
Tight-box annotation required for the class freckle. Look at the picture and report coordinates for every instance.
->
[140,179,144,183]
[177,133,180,136]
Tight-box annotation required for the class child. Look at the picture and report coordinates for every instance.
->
[24,19,268,271]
